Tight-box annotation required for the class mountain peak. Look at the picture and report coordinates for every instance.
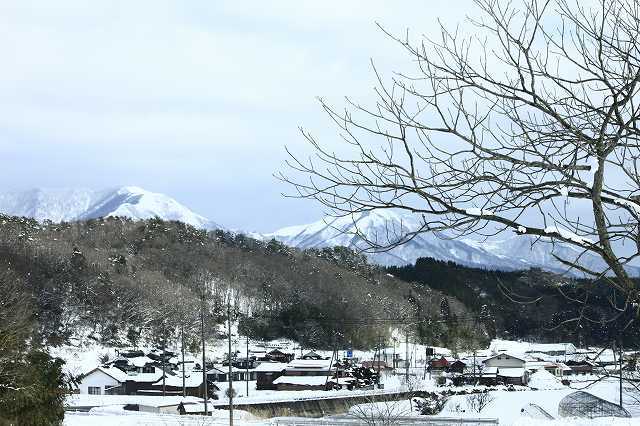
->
[265,209,619,275]
[0,186,221,230]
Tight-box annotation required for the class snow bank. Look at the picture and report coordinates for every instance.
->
[528,370,564,390]
[515,418,640,426]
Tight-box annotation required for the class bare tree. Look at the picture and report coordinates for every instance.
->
[282,0,640,327]
[466,391,496,413]
[349,396,411,425]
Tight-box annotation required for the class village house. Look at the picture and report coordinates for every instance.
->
[266,349,295,363]
[255,362,287,390]
[284,359,332,376]
[497,367,528,385]
[77,366,164,395]
[203,364,257,383]
[231,357,257,370]
[564,360,596,375]
[301,351,325,360]
[78,367,129,395]
[527,343,577,358]
[272,359,332,391]
[272,375,328,391]
[526,360,571,377]
[477,366,499,386]
[146,374,219,398]
[428,356,455,374]
[483,353,528,385]
[484,353,526,368]
[449,360,467,374]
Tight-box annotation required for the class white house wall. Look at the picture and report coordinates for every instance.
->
[78,370,121,394]
[485,355,525,368]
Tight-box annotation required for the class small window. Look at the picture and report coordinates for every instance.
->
[88,386,101,395]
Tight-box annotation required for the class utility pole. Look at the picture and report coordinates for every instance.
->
[473,350,477,383]
[201,296,208,416]
[376,334,382,380]
[423,347,427,380]
[405,330,409,382]
[619,337,623,409]
[227,298,234,426]
[325,335,336,388]
[246,335,249,397]
[162,334,166,397]
[181,323,186,398]
[393,338,396,372]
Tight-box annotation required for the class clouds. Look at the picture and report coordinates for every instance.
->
[0,0,474,230]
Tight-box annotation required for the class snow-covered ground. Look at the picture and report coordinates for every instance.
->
[58,338,640,425]
[65,406,264,425]
[346,376,640,425]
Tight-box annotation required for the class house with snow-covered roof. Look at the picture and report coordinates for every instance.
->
[146,373,219,398]
[527,343,577,357]
[301,351,325,360]
[564,359,596,375]
[255,362,287,390]
[106,355,158,374]
[496,367,528,385]
[483,353,529,385]
[77,367,129,395]
[78,363,174,396]
[285,358,332,375]
[269,359,333,391]
[483,353,526,368]
[266,349,294,363]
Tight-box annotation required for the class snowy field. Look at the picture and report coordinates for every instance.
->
[345,376,640,425]
[65,406,265,425]
[65,377,640,425]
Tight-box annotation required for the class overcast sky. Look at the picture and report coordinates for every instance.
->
[0,1,478,231]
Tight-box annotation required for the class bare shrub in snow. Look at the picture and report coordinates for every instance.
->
[466,392,495,413]
[349,397,410,425]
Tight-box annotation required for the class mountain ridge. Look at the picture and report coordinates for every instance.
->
[0,187,628,275]
[0,186,220,230]
[264,209,624,275]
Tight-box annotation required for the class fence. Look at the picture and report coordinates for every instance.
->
[272,416,499,425]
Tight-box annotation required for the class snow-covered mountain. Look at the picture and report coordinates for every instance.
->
[1,188,631,274]
[264,209,620,274]
[0,186,221,230]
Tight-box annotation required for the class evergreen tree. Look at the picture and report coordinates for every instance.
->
[0,271,66,426]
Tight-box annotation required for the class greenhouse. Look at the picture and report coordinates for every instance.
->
[558,391,630,418]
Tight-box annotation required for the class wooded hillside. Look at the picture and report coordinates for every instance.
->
[389,257,640,347]
[0,215,478,351]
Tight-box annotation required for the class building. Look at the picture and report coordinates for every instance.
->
[284,359,332,376]
[77,367,164,395]
[272,375,328,391]
[484,353,528,385]
[497,367,528,385]
[565,360,596,375]
[301,351,325,360]
[266,349,294,363]
[526,360,568,377]
[449,360,467,374]
[255,362,287,390]
[78,367,128,395]
[527,343,577,357]
[429,356,455,373]
[146,374,219,398]
[477,367,499,386]
[272,359,332,391]
[484,353,526,369]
